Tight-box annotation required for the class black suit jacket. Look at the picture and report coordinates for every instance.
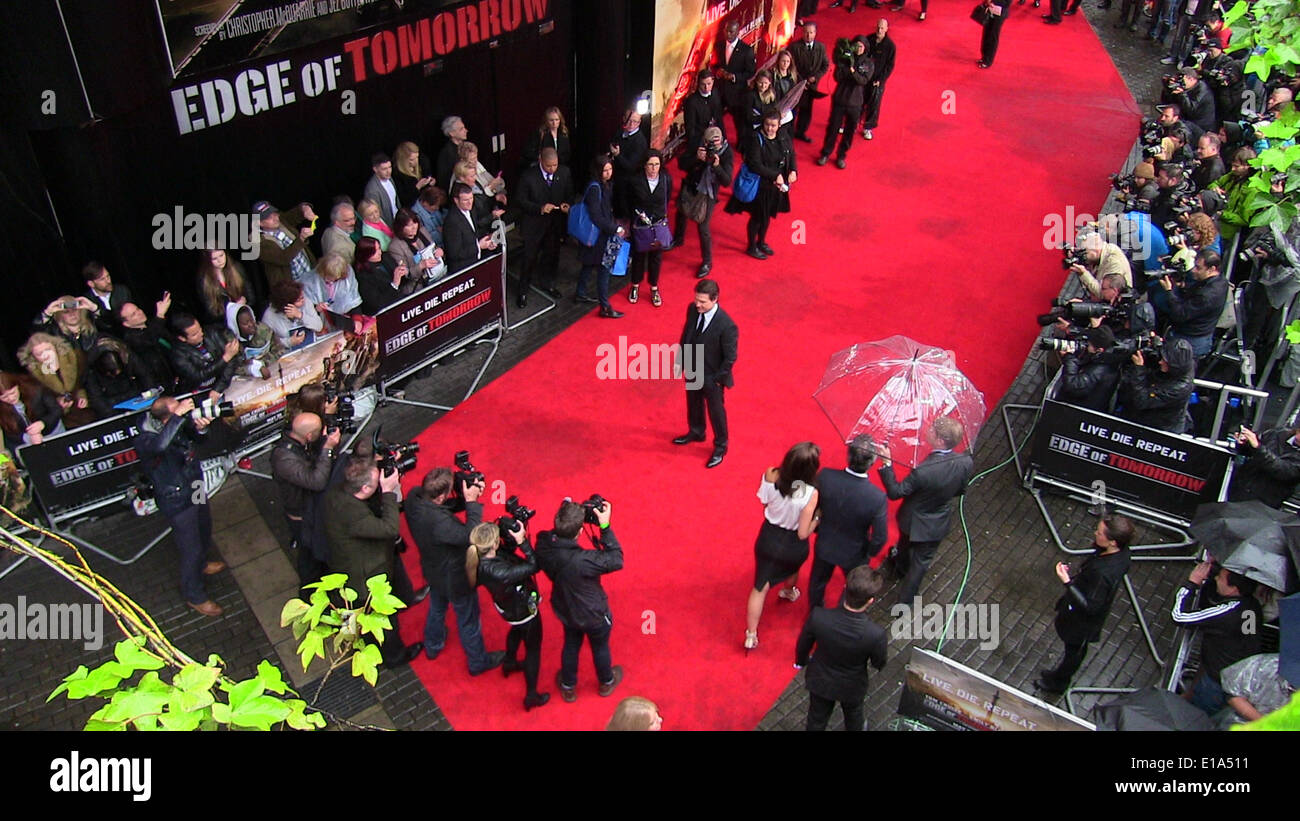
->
[443,207,486,274]
[683,92,725,147]
[879,450,974,542]
[515,164,574,242]
[84,285,134,333]
[680,304,737,388]
[1055,548,1131,644]
[796,605,888,703]
[405,492,482,599]
[791,40,830,92]
[624,174,673,223]
[713,38,757,110]
[814,468,888,568]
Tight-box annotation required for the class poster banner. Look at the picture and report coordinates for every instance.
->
[223,330,355,444]
[1029,398,1232,523]
[652,0,797,151]
[374,255,504,382]
[165,0,555,131]
[16,414,144,517]
[898,649,1094,731]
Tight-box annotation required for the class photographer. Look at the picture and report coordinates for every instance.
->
[1118,337,1196,434]
[818,35,873,170]
[1167,68,1217,135]
[1056,326,1124,413]
[1071,232,1133,299]
[466,520,550,711]
[1226,424,1300,508]
[134,395,226,616]
[270,411,341,590]
[1160,248,1226,357]
[1192,133,1226,192]
[1201,41,1245,123]
[323,453,423,669]
[1114,161,1158,214]
[673,126,733,280]
[1045,273,1132,338]
[1150,161,1196,230]
[405,467,505,675]
[536,498,624,703]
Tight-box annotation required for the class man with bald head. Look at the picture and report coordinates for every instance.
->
[271,408,342,590]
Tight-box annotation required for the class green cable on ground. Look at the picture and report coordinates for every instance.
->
[935,407,1041,653]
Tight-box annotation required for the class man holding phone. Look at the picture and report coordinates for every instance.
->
[1035,515,1134,695]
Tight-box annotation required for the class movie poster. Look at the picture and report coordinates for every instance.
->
[651,0,797,151]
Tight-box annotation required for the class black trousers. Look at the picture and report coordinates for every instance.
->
[860,83,886,130]
[686,381,728,451]
[746,212,773,248]
[520,224,561,291]
[505,616,544,698]
[1042,640,1089,690]
[896,532,940,606]
[795,86,819,138]
[807,691,865,731]
[673,195,716,264]
[981,14,1007,66]
[808,556,854,610]
[629,249,663,286]
[287,517,328,594]
[821,102,862,159]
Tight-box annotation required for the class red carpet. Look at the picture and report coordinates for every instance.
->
[392,4,1142,730]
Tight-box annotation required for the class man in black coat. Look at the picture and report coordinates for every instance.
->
[443,183,499,274]
[808,435,889,610]
[1035,516,1134,694]
[1227,424,1300,508]
[712,20,757,144]
[609,109,647,217]
[270,412,341,591]
[818,35,873,169]
[791,22,830,142]
[405,467,505,675]
[1055,326,1123,413]
[513,148,573,305]
[672,278,738,469]
[878,417,975,605]
[1170,68,1218,135]
[795,566,888,731]
[682,70,725,149]
[673,127,734,279]
[536,499,624,702]
[82,261,135,334]
[860,18,895,140]
[165,312,240,396]
[1117,338,1196,434]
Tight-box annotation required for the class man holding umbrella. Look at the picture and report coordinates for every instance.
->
[877,417,974,606]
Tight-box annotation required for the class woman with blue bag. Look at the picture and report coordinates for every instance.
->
[574,154,627,318]
[725,111,796,261]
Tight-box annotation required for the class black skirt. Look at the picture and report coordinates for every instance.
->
[753,519,809,591]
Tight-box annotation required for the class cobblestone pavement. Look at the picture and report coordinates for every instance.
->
[0,6,1238,731]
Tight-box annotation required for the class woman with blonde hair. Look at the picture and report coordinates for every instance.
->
[17,333,96,428]
[358,198,395,251]
[605,696,663,731]
[744,70,780,132]
[466,520,549,711]
[393,141,436,208]
[34,298,99,353]
[746,441,820,651]
[522,106,572,168]
[196,248,258,323]
[301,252,363,321]
[772,50,799,100]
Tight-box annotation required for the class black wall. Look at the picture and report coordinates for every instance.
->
[0,0,651,355]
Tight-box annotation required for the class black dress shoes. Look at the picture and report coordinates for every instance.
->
[757,242,775,256]
[381,642,423,670]
[696,262,712,278]
[706,451,726,469]
[524,692,551,711]
[575,294,598,304]
[673,434,705,445]
[545,285,563,298]
[1033,677,1065,695]
[746,246,767,260]
[794,133,813,143]
[599,306,624,318]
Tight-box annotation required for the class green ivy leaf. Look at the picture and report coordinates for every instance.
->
[298,628,327,671]
[227,677,264,711]
[280,598,311,628]
[228,694,291,730]
[352,643,383,687]
[99,688,169,725]
[174,663,221,694]
[49,666,89,702]
[84,719,124,731]
[206,653,225,668]
[168,686,214,715]
[210,702,232,724]
[356,612,392,639]
[114,637,165,672]
[308,573,348,593]
[159,706,206,731]
[1221,0,1248,25]
[1283,320,1300,345]
[66,661,134,700]
[339,586,358,604]
[255,660,292,696]
[284,699,327,731]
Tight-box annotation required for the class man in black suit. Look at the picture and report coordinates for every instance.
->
[818,35,873,169]
[712,20,756,145]
[860,18,895,140]
[795,565,888,731]
[808,435,889,610]
[1034,516,1134,695]
[513,148,573,306]
[609,109,647,218]
[443,183,498,274]
[81,261,135,333]
[878,417,975,606]
[791,22,830,143]
[672,278,738,469]
[682,70,725,149]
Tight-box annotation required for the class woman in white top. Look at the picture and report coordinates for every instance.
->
[746,441,821,651]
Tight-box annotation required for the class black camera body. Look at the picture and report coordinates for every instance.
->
[1113,335,1165,364]
[496,495,536,540]
[374,430,419,477]
[453,450,484,494]
[1061,243,1088,271]
[580,493,608,525]
[322,382,357,434]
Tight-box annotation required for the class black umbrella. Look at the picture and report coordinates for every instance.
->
[1093,687,1217,731]
[1188,500,1300,594]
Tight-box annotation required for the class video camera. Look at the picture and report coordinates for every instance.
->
[323,382,358,434]
[373,428,419,477]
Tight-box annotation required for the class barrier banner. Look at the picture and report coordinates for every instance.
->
[1030,398,1232,522]
[373,255,503,382]
[898,649,1094,731]
[16,414,144,516]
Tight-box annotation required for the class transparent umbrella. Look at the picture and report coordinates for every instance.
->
[813,336,987,469]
